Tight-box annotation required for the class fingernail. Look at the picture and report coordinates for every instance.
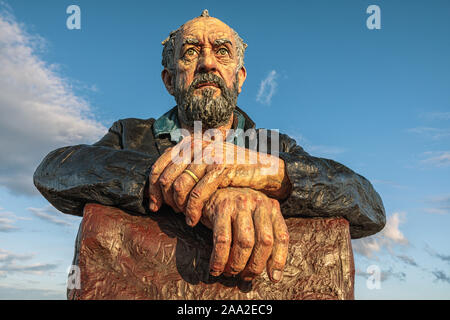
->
[272,270,282,282]
[149,202,157,212]
[186,217,193,226]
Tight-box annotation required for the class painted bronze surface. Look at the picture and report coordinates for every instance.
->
[68,203,354,300]
[34,113,385,239]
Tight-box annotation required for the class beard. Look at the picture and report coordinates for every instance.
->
[174,73,239,129]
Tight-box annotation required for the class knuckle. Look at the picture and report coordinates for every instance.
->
[159,176,169,187]
[190,189,201,200]
[172,179,183,194]
[259,232,274,247]
[215,234,231,246]
[247,262,264,274]
[237,236,254,249]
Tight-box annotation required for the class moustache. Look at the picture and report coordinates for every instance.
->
[188,73,228,93]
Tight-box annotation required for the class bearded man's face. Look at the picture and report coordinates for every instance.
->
[162,16,247,129]
[174,72,239,129]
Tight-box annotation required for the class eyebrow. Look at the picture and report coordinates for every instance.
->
[182,38,200,45]
[213,38,232,46]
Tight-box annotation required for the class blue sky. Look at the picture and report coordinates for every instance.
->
[0,0,449,299]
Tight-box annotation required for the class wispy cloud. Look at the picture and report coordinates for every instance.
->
[0,207,30,232]
[420,112,450,121]
[423,195,450,215]
[425,245,450,265]
[256,70,277,105]
[0,248,58,277]
[356,267,406,282]
[0,8,107,196]
[420,151,450,168]
[352,212,409,259]
[407,127,450,140]
[431,270,450,284]
[396,254,418,267]
[27,205,76,227]
[0,284,65,299]
[0,216,18,232]
[0,248,33,263]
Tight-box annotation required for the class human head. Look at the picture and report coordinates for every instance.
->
[161,9,248,129]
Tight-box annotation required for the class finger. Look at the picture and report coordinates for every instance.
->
[209,199,234,277]
[174,140,230,210]
[223,199,255,276]
[266,199,290,283]
[185,165,227,226]
[173,163,207,211]
[159,147,194,212]
[172,139,208,211]
[148,148,172,212]
[148,136,191,212]
[241,197,274,281]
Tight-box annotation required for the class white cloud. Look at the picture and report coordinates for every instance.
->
[0,248,58,276]
[352,212,408,259]
[0,248,33,263]
[0,207,30,232]
[27,205,78,227]
[423,195,450,215]
[0,283,65,299]
[0,10,107,196]
[420,112,450,121]
[407,127,450,140]
[420,151,450,167]
[256,70,277,105]
[356,267,406,282]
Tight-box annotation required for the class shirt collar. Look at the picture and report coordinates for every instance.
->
[153,106,247,144]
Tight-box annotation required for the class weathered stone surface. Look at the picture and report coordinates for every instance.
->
[68,203,355,300]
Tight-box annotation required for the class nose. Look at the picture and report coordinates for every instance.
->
[196,48,217,74]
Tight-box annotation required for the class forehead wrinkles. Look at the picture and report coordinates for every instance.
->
[179,19,234,48]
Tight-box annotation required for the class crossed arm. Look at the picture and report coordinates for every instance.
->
[34,118,386,284]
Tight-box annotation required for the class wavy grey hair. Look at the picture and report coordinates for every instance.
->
[161,9,247,74]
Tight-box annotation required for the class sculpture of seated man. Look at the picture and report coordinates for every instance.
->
[33,9,386,287]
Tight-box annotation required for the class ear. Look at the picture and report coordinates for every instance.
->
[237,66,247,94]
[161,69,175,95]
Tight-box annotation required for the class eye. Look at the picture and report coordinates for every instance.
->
[217,47,229,56]
[185,48,197,57]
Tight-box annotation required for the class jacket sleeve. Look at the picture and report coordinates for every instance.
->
[33,120,158,216]
[276,133,386,239]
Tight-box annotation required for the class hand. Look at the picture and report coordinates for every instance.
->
[201,187,289,283]
[148,136,292,227]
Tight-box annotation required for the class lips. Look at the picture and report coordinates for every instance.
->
[195,82,219,89]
